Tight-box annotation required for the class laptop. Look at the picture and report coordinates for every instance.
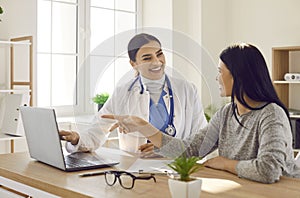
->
[20,106,119,172]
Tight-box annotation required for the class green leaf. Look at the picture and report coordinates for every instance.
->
[167,155,203,181]
[92,92,109,105]
[0,6,3,14]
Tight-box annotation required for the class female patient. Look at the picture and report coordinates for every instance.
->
[103,43,300,183]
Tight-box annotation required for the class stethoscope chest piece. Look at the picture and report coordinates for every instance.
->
[165,124,176,136]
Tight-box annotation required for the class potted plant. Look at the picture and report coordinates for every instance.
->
[167,155,203,198]
[92,92,109,111]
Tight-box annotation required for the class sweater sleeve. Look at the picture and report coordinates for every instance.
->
[155,108,221,158]
[236,108,291,183]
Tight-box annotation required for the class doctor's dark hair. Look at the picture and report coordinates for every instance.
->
[219,43,290,125]
[127,33,161,62]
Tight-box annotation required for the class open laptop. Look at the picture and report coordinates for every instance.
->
[20,106,119,172]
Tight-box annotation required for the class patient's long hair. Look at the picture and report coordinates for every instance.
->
[219,43,290,126]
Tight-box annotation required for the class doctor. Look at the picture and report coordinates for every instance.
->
[59,33,207,153]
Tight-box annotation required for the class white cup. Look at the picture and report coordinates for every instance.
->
[118,131,147,153]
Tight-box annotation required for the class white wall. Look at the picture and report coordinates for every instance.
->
[202,0,300,78]
[228,0,300,69]
[172,0,203,97]
[201,0,300,108]
[141,0,173,29]
[201,0,230,107]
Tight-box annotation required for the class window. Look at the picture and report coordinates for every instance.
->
[37,0,138,115]
[37,0,78,111]
[87,0,138,114]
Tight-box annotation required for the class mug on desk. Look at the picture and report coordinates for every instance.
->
[118,131,147,153]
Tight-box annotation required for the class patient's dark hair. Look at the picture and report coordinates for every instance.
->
[128,33,161,62]
[219,43,290,125]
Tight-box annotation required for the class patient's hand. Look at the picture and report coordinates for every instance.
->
[139,143,164,158]
[59,130,80,145]
[139,142,154,152]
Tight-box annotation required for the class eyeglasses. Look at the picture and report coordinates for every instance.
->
[104,170,156,189]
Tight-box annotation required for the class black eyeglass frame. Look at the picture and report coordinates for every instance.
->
[104,170,156,189]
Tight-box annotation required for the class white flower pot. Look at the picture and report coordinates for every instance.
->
[168,178,202,198]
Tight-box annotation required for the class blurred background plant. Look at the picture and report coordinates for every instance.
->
[204,98,230,122]
[0,6,3,22]
[92,92,109,105]
[92,92,109,111]
[204,104,218,122]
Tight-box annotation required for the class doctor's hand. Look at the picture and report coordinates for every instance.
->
[101,114,163,148]
[59,130,80,145]
[101,114,159,137]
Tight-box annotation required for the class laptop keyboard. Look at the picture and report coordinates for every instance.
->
[65,156,95,168]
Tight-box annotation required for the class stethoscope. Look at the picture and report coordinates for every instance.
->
[128,75,176,137]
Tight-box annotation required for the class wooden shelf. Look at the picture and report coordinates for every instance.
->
[0,90,31,93]
[273,80,300,84]
[290,115,300,119]
[271,46,300,51]
[272,46,300,108]
[0,40,31,45]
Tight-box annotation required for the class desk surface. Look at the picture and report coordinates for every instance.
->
[1,149,300,198]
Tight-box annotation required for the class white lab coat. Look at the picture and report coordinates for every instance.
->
[66,76,207,153]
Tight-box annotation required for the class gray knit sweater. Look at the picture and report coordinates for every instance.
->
[157,103,300,183]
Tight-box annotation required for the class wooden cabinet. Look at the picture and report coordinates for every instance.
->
[272,46,300,150]
[272,46,300,117]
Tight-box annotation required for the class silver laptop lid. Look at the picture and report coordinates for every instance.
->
[20,107,66,170]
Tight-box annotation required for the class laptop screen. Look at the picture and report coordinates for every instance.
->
[20,107,66,170]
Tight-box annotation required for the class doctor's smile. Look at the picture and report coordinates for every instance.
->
[149,66,163,72]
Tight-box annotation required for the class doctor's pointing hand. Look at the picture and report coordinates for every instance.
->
[101,114,163,149]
